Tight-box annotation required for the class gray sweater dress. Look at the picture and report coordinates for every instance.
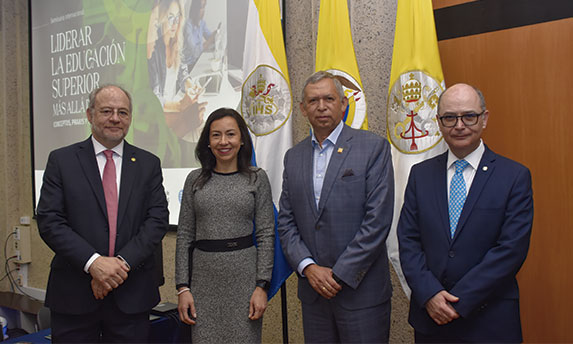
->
[175,168,275,343]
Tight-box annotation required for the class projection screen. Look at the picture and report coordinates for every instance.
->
[31,0,250,224]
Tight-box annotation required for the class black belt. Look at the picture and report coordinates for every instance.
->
[194,234,254,252]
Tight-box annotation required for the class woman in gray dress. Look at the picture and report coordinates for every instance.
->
[175,108,274,343]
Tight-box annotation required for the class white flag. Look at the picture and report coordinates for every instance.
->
[241,0,292,205]
[386,0,447,296]
[240,0,293,298]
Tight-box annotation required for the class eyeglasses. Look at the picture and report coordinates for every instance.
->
[97,107,130,118]
[167,14,181,27]
[438,111,484,128]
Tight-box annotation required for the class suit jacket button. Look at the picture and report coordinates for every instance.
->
[315,225,320,230]
[448,250,455,258]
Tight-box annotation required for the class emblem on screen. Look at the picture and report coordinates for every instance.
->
[240,65,292,136]
[387,71,444,154]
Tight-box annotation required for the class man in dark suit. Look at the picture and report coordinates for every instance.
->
[277,71,394,343]
[398,83,533,343]
[37,84,169,342]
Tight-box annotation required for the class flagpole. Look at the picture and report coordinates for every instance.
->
[281,283,289,343]
[279,3,289,343]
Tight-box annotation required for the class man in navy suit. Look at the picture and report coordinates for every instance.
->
[37,84,169,342]
[398,83,533,343]
[278,71,394,343]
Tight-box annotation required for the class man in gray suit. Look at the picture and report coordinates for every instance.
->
[278,71,394,343]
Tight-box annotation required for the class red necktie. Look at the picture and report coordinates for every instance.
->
[102,150,118,256]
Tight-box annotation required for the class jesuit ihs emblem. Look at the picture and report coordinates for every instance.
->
[387,71,444,154]
[241,65,292,136]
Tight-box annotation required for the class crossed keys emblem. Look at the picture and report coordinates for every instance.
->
[387,72,444,154]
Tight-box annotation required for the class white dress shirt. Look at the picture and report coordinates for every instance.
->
[446,140,485,202]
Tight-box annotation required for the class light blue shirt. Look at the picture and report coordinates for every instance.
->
[298,121,344,275]
[311,121,344,208]
[182,20,212,67]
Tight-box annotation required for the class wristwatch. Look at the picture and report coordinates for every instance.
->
[256,279,270,291]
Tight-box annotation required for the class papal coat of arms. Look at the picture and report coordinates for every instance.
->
[240,65,291,136]
[387,71,444,154]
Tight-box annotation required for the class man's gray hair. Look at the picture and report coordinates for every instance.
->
[301,71,345,102]
[88,84,133,115]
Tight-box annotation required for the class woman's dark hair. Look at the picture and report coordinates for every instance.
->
[193,107,254,189]
[189,0,204,26]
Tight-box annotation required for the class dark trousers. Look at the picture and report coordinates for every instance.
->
[302,297,390,343]
[51,296,150,343]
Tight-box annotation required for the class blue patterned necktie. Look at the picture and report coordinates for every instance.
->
[449,159,469,238]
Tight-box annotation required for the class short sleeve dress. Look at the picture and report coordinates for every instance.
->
[175,168,275,343]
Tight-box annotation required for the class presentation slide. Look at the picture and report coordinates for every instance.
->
[31,0,249,224]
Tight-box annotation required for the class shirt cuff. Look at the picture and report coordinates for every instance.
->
[116,255,131,270]
[297,257,316,277]
[176,283,189,290]
[84,253,101,273]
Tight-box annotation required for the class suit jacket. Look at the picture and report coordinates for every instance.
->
[398,146,533,342]
[278,125,394,309]
[37,138,169,315]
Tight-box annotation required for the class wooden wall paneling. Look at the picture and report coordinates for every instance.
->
[433,0,475,10]
[438,18,573,342]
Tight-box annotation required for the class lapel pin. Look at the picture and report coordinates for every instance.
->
[131,157,136,162]
[337,148,344,154]
[482,166,488,171]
